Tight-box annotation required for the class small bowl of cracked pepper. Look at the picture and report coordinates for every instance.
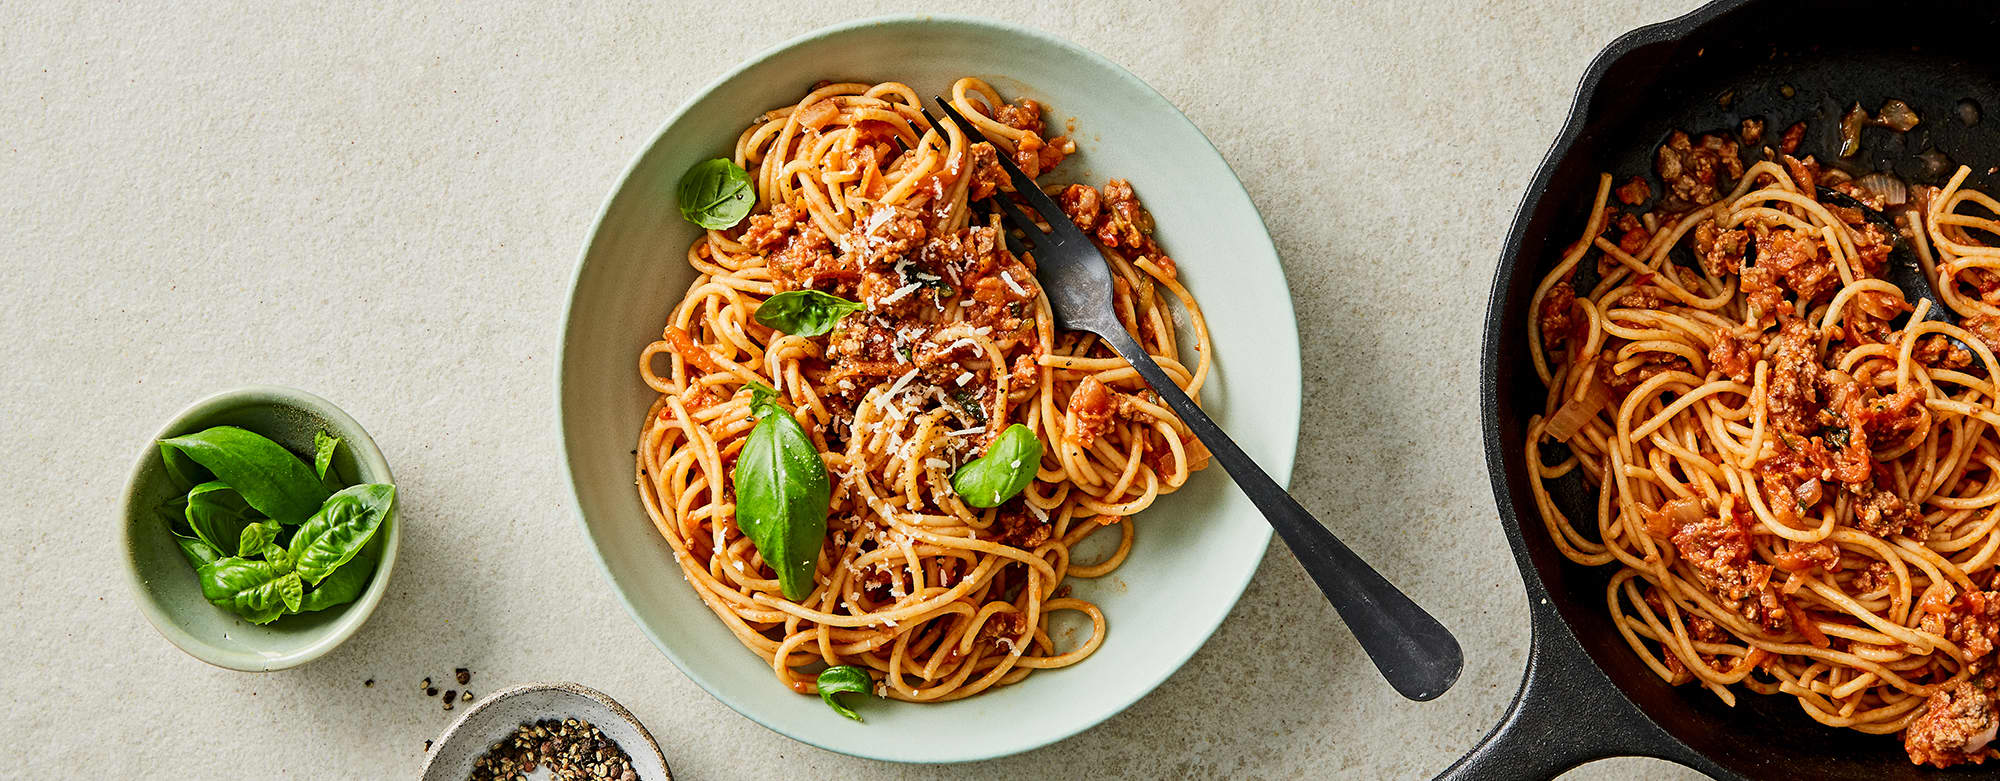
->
[421,682,671,781]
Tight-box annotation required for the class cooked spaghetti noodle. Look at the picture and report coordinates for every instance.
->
[1529,124,2000,767]
[636,78,1212,704]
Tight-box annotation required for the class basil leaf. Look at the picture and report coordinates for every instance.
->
[277,572,303,613]
[174,535,224,570]
[746,379,777,407]
[160,427,329,524]
[186,482,260,554]
[288,483,394,586]
[160,442,212,489]
[259,543,291,567]
[238,519,282,558]
[816,665,874,722]
[197,557,300,624]
[951,424,1044,508]
[731,388,831,601]
[157,494,192,529]
[950,390,987,426]
[164,502,221,568]
[313,430,341,482]
[298,545,377,612]
[754,290,865,337]
[677,158,756,230]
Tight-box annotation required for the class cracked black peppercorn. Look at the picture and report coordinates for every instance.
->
[468,718,638,781]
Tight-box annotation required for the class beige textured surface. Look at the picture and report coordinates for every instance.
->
[2,1,1714,778]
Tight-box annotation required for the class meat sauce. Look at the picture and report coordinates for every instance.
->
[1545,114,2000,766]
[726,94,1185,555]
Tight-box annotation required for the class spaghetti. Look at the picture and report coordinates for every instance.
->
[636,78,1213,705]
[1528,125,2000,767]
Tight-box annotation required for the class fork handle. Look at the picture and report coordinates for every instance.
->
[1095,326,1464,701]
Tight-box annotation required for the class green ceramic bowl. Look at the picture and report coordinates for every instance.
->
[558,15,1301,763]
[120,385,398,671]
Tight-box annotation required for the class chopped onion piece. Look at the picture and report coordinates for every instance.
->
[1795,478,1823,508]
[1544,377,1609,442]
[1856,173,1908,206]
[1875,99,1920,132]
[1840,103,1868,158]
[1664,496,1706,527]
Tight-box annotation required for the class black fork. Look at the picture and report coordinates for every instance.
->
[925,100,1464,701]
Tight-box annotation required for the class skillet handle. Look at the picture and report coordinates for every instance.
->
[1434,598,1715,781]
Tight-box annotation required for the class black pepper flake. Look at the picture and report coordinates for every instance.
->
[364,679,374,687]
[469,718,637,781]
[419,677,431,690]
[462,690,475,702]
[444,689,458,706]
[426,686,439,697]
[424,739,433,752]
[456,667,472,685]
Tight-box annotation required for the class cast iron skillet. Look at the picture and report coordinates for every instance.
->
[1455,0,2000,778]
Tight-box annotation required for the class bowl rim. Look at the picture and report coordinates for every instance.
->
[119,384,399,672]
[419,680,673,781]
[556,13,1300,763]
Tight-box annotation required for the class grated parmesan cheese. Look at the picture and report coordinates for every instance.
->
[925,458,952,470]
[1000,270,1027,296]
[884,368,921,401]
[879,282,922,305]
[867,206,897,235]
[955,371,974,386]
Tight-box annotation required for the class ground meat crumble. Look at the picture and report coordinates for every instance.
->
[1906,680,1999,768]
[1669,508,1788,633]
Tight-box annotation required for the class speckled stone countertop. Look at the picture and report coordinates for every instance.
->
[4,1,1713,778]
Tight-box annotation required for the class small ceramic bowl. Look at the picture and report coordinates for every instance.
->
[120,385,398,671]
[421,682,672,781]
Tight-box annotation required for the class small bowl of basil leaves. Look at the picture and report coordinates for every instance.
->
[120,385,399,671]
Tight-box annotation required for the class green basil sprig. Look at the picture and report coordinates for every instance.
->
[313,430,341,481]
[237,519,282,558]
[185,481,260,555]
[161,426,329,524]
[298,545,378,612]
[678,158,756,229]
[951,424,1044,508]
[174,535,223,570]
[816,665,875,722]
[288,483,395,586]
[157,426,392,624]
[160,442,212,489]
[731,380,831,601]
[755,290,865,337]
[197,557,303,625]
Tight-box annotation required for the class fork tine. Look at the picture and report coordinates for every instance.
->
[918,105,1042,253]
[988,188,1049,238]
[926,98,1088,245]
[983,200,1042,254]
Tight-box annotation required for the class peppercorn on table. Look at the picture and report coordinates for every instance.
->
[1,1,1707,778]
